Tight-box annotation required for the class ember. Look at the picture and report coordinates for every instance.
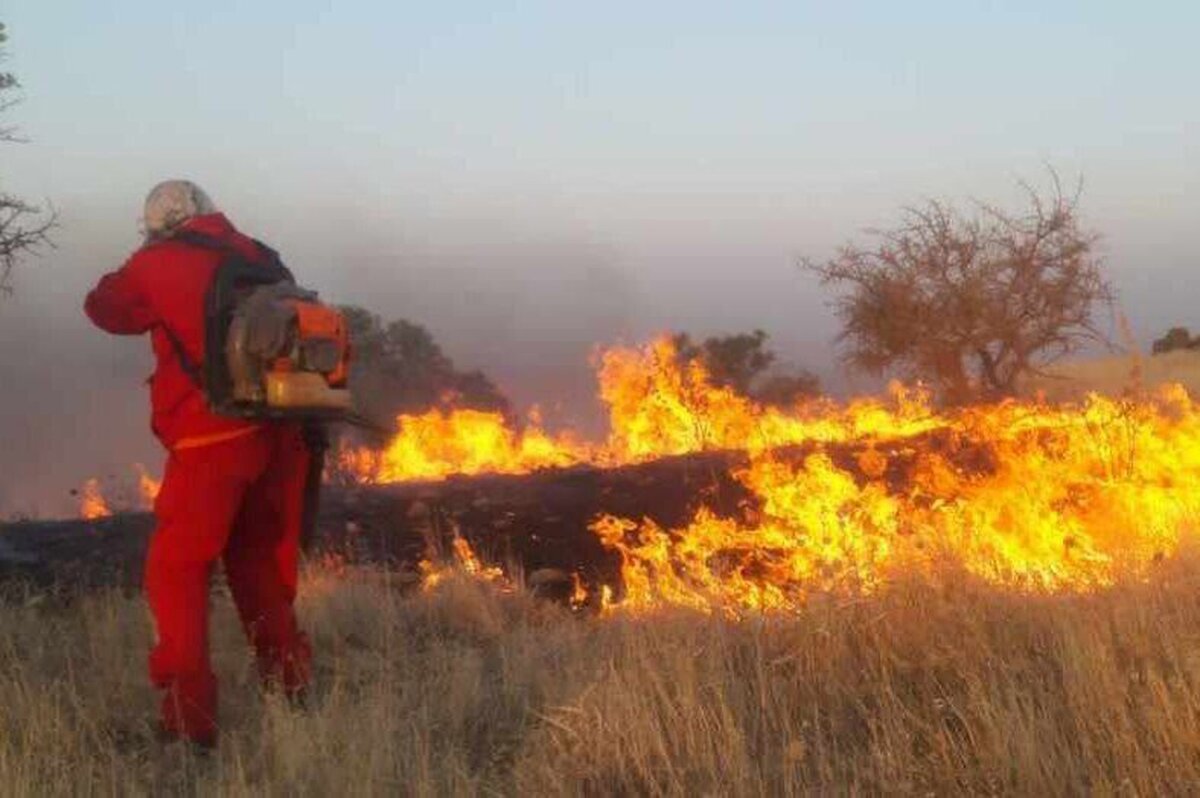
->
[420,536,505,591]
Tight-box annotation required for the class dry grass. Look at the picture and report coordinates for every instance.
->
[5,558,1200,796]
[1021,349,1200,402]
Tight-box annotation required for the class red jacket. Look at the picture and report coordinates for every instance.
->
[85,213,267,449]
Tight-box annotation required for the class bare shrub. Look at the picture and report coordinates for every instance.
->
[0,22,56,299]
[807,173,1113,403]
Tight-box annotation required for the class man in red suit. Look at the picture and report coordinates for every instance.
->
[85,180,311,749]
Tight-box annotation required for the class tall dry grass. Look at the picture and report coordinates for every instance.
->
[5,554,1200,795]
[1021,349,1200,402]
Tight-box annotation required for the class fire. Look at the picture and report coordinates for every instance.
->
[341,337,1200,609]
[77,465,160,519]
[79,478,111,521]
[597,338,942,459]
[135,463,161,508]
[342,407,589,483]
[350,338,943,483]
[66,329,1198,610]
[596,385,1200,611]
[420,535,505,591]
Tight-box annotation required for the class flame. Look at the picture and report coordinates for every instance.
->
[343,407,589,483]
[569,572,588,610]
[79,478,111,521]
[77,465,159,517]
[339,337,1200,609]
[597,338,941,459]
[420,535,505,591]
[135,464,161,509]
[350,338,942,483]
[595,385,1200,612]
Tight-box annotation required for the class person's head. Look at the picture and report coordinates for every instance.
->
[141,180,218,242]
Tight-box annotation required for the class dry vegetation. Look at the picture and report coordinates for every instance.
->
[3,552,1200,796]
[1022,349,1200,403]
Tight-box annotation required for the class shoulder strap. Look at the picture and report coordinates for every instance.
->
[158,322,203,388]
[159,231,295,394]
[172,231,295,282]
[171,230,240,254]
[170,230,233,255]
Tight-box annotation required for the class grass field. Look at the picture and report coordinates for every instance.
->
[1021,349,1200,402]
[5,555,1200,796]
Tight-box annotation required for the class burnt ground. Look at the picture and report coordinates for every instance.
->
[0,430,990,602]
[0,450,748,602]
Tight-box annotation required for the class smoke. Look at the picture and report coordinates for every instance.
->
[0,197,841,517]
[4,179,1190,519]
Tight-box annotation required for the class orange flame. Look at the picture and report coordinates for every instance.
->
[135,464,161,509]
[597,338,941,459]
[338,337,1200,609]
[79,478,111,521]
[595,385,1200,611]
[341,407,589,483]
[349,337,942,483]
[419,535,506,591]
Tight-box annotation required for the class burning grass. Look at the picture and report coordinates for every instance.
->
[37,336,1200,790]
[78,337,1200,611]
[5,553,1200,794]
[329,337,1200,612]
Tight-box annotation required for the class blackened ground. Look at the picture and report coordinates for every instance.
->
[0,451,746,602]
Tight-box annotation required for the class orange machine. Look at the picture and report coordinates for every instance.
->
[223,286,353,417]
[161,231,357,422]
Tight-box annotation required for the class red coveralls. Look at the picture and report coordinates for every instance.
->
[84,213,311,745]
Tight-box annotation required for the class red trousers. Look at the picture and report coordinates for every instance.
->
[146,424,312,744]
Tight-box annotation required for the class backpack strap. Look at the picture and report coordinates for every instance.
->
[172,231,295,282]
[170,230,235,255]
[158,322,204,389]
[159,229,295,393]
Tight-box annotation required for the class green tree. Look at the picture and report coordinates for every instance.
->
[673,329,774,395]
[0,22,55,298]
[754,372,822,407]
[673,329,820,406]
[806,176,1112,403]
[341,305,510,425]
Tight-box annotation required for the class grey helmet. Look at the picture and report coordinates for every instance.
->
[142,180,218,241]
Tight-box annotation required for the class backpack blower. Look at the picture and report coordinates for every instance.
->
[162,231,391,551]
[163,232,353,421]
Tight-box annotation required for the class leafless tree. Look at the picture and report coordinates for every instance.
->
[805,174,1113,403]
[0,22,55,298]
